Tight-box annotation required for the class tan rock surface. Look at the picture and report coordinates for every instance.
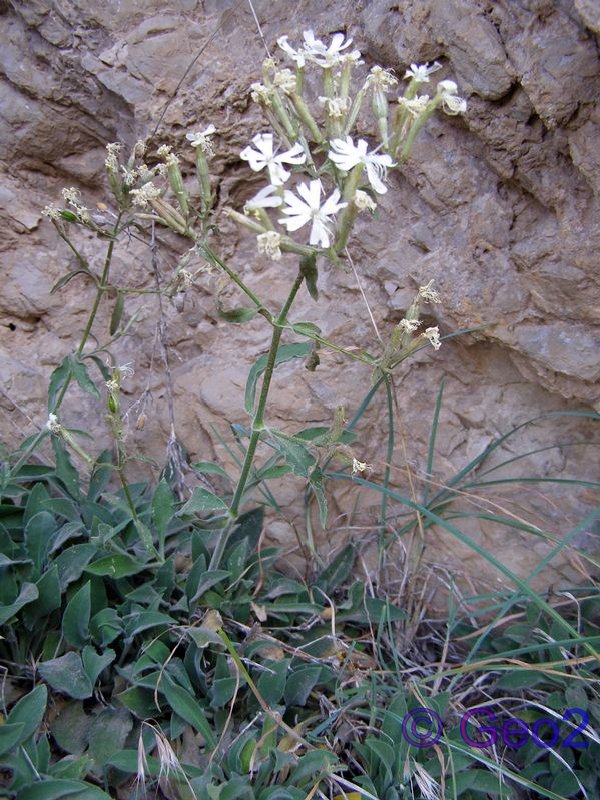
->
[1,0,598,604]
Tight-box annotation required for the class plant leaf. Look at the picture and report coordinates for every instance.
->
[0,723,25,757]
[54,544,98,591]
[109,291,125,336]
[315,544,356,594]
[62,581,91,648]
[284,665,321,707]
[178,487,227,515]
[7,685,48,746]
[161,675,217,747]
[245,342,313,415]
[0,582,39,625]
[39,652,94,700]
[152,478,174,553]
[50,700,93,756]
[300,252,319,301]
[309,467,328,527]
[216,302,259,323]
[266,430,316,478]
[87,707,133,776]
[25,511,55,575]
[51,437,80,499]
[48,356,71,413]
[50,268,91,294]
[68,355,100,400]
[85,553,147,579]
[81,645,115,686]
[16,778,112,800]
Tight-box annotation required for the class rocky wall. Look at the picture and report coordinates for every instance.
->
[1,0,599,604]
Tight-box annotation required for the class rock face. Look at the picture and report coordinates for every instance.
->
[1,0,598,603]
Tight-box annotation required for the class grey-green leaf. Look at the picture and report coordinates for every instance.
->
[87,707,133,775]
[81,645,115,686]
[7,685,47,746]
[267,431,316,478]
[39,652,94,699]
[152,478,174,549]
[62,581,91,648]
[0,582,39,625]
[50,700,93,756]
[161,675,216,747]
[16,779,112,800]
[283,665,321,707]
[85,553,146,579]
[245,342,313,415]
[69,355,100,400]
[178,487,227,515]
[0,723,25,756]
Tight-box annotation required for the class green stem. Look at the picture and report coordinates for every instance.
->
[198,242,265,310]
[9,215,122,478]
[230,267,305,514]
[77,217,121,355]
[209,268,305,570]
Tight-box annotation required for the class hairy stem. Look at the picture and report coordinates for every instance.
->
[208,267,305,569]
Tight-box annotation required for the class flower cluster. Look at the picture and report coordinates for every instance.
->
[217,30,467,258]
[277,30,362,68]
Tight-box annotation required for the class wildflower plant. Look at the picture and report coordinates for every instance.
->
[4,31,600,800]
[33,28,467,568]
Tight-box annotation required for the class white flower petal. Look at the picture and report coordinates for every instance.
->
[245,184,283,210]
[279,213,311,232]
[267,162,290,186]
[278,142,307,165]
[320,187,346,215]
[310,217,330,247]
[365,162,387,194]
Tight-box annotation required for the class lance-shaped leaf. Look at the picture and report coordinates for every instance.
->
[178,487,228,515]
[69,355,100,400]
[216,301,260,323]
[266,430,316,478]
[245,342,313,415]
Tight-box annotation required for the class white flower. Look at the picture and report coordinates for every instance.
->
[398,318,421,333]
[42,204,62,221]
[277,35,306,67]
[250,82,273,105]
[118,362,135,378]
[240,133,306,186]
[319,96,350,118]
[397,94,430,117]
[120,165,138,186]
[104,142,122,173]
[278,179,346,248]
[129,182,161,208]
[273,69,296,94]
[404,62,442,82]
[369,65,398,91]
[419,279,441,303]
[424,326,441,350]
[354,189,376,212]
[437,80,467,114]
[257,231,282,261]
[186,124,217,156]
[46,413,62,434]
[302,30,362,67]
[328,137,396,194]
[61,187,90,223]
[352,457,372,475]
[244,184,283,212]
